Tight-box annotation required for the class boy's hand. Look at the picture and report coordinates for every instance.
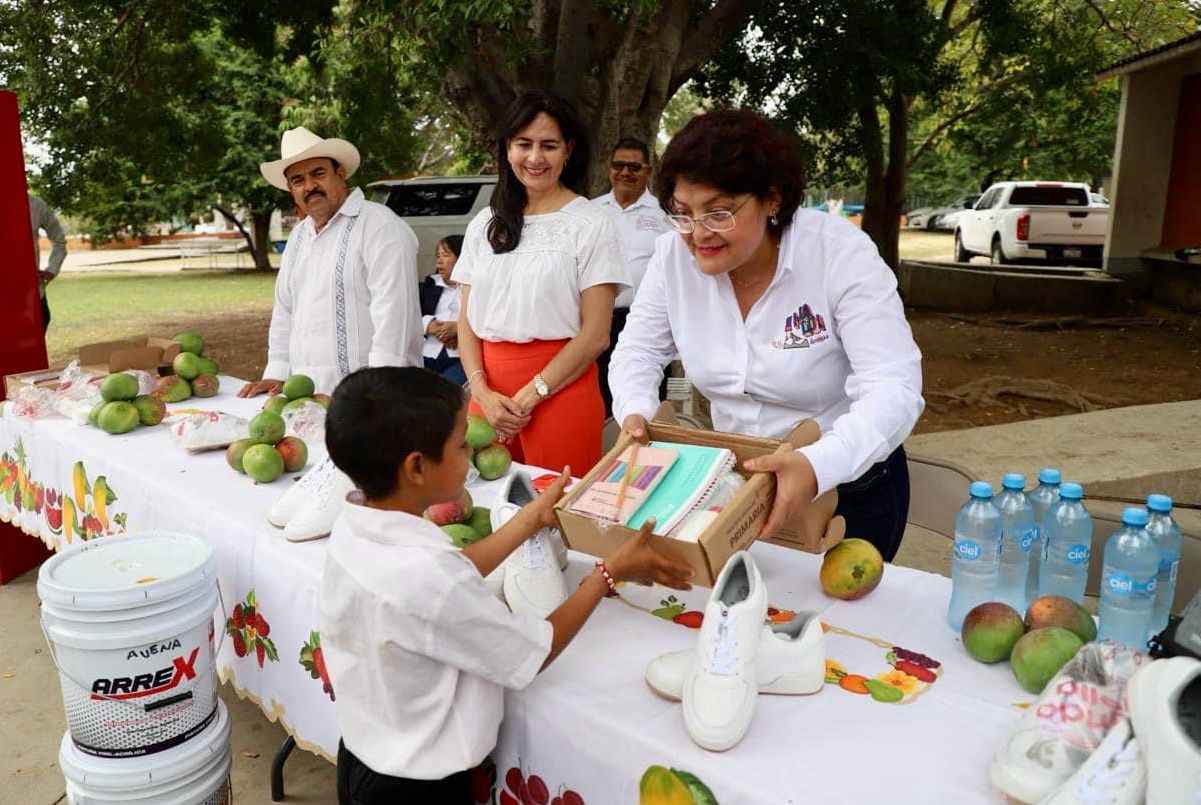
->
[605,520,694,590]
[526,467,570,528]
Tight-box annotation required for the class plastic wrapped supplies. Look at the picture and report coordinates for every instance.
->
[282,400,326,445]
[170,411,249,453]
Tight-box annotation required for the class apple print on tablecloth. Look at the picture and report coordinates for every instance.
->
[299,630,335,701]
[225,589,279,668]
[498,762,584,805]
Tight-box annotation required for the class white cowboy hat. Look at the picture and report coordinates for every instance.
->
[259,126,361,190]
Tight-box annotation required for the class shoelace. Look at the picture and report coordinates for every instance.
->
[307,462,344,501]
[704,606,738,676]
[1071,741,1140,804]
[300,458,333,491]
[522,532,551,571]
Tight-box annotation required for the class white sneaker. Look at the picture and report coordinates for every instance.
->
[267,458,335,527]
[501,530,568,618]
[989,643,1145,804]
[492,470,567,569]
[282,464,355,542]
[680,551,766,752]
[1127,657,1201,805]
[646,611,826,700]
[1036,719,1146,805]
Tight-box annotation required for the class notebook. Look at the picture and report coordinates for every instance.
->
[627,442,737,535]
[566,444,680,523]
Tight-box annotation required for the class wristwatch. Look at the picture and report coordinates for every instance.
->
[533,373,551,399]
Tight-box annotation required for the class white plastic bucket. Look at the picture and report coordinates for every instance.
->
[39,532,221,758]
[59,699,232,805]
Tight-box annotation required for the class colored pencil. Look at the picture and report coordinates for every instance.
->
[612,443,640,521]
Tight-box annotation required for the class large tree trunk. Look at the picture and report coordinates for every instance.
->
[858,90,908,271]
[250,210,273,272]
[216,206,273,271]
[439,0,755,197]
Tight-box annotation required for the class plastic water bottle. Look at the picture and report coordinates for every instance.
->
[1039,482,1093,603]
[948,482,1002,631]
[1097,507,1159,648]
[1026,468,1061,604]
[996,473,1038,613]
[1146,493,1182,636]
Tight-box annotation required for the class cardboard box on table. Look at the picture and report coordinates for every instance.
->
[77,336,181,375]
[555,404,845,587]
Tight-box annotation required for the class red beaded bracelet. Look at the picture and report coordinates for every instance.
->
[595,560,617,594]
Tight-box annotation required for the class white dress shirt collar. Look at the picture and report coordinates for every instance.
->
[596,187,658,213]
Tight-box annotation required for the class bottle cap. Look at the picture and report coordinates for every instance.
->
[1038,468,1062,485]
[970,481,993,499]
[1147,493,1173,513]
[1059,482,1084,500]
[1121,507,1149,527]
[1002,473,1026,490]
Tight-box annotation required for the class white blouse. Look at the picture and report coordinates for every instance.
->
[421,275,461,359]
[452,197,631,342]
[610,209,924,497]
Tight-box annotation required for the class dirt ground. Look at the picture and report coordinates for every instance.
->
[162,300,1201,435]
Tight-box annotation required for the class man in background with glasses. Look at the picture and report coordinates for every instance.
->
[592,137,670,416]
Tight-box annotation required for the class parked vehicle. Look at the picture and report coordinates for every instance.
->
[906,194,979,230]
[930,195,981,231]
[1090,192,1110,207]
[367,175,497,277]
[954,181,1108,266]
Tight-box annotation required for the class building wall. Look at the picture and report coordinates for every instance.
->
[1105,52,1201,275]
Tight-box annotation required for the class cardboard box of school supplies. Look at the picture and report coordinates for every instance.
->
[77,336,181,375]
[555,404,845,587]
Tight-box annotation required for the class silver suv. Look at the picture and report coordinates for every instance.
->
[367,175,497,278]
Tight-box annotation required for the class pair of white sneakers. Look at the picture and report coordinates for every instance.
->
[486,471,569,617]
[644,551,826,752]
[267,458,355,542]
[992,655,1201,805]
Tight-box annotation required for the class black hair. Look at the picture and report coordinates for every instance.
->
[612,137,651,164]
[438,234,464,259]
[656,109,806,234]
[487,89,589,253]
[326,367,465,500]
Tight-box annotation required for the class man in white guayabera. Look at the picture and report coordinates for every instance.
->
[240,127,423,397]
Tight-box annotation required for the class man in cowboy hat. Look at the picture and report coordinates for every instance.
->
[239,127,423,397]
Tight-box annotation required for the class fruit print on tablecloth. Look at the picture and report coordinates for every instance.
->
[618,586,943,705]
[299,630,335,701]
[640,764,719,804]
[493,761,585,805]
[0,442,126,549]
[225,589,279,668]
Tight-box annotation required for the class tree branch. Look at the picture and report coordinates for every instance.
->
[1079,0,1143,49]
[214,204,254,251]
[528,0,558,50]
[939,0,959,26]
[948,0,985,37]
[670,0,757,89]
[905,73,1022,168]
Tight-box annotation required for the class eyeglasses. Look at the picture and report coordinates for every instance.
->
[610,160,646,173]
[665,196,752,234]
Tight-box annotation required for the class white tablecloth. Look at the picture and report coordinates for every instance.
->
[1,380,1025,804]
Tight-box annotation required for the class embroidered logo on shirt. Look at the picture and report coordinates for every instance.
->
[637,214,667,232]
[771,303,828,350]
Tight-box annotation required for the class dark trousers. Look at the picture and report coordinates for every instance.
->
[337,741,472,805]
[598,307,670,418]
[424,350,467,386]
[833,445,910,562]
[40,295,51,332]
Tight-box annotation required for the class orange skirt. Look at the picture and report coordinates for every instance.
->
[469,339,603,475]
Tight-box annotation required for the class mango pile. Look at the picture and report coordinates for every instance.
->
[466,414,512,481]
[261,374,330,415]
[88,373,165,435]
[226,410,308,484]
[157,331,221,403]
[961,595,1096,693]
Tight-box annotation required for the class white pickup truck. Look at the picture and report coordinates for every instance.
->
[954,181,1108,265]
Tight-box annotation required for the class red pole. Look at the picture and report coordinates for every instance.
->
[0,90,53,582]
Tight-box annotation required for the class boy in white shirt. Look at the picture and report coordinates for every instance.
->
[320,366,693,803]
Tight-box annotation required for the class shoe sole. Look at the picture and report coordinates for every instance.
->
[646,676,823,702]
[285,529,331,543]
[988,747,1067,804]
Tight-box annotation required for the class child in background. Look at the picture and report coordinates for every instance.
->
[320,366,693,804]
[419,235,466,385]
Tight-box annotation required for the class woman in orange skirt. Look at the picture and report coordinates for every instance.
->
[453,90,629,474]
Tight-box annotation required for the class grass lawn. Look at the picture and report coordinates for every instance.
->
[44,270,276,366]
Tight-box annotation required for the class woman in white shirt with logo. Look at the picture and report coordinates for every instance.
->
[454,91,629,474]
[610,110,924,561]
